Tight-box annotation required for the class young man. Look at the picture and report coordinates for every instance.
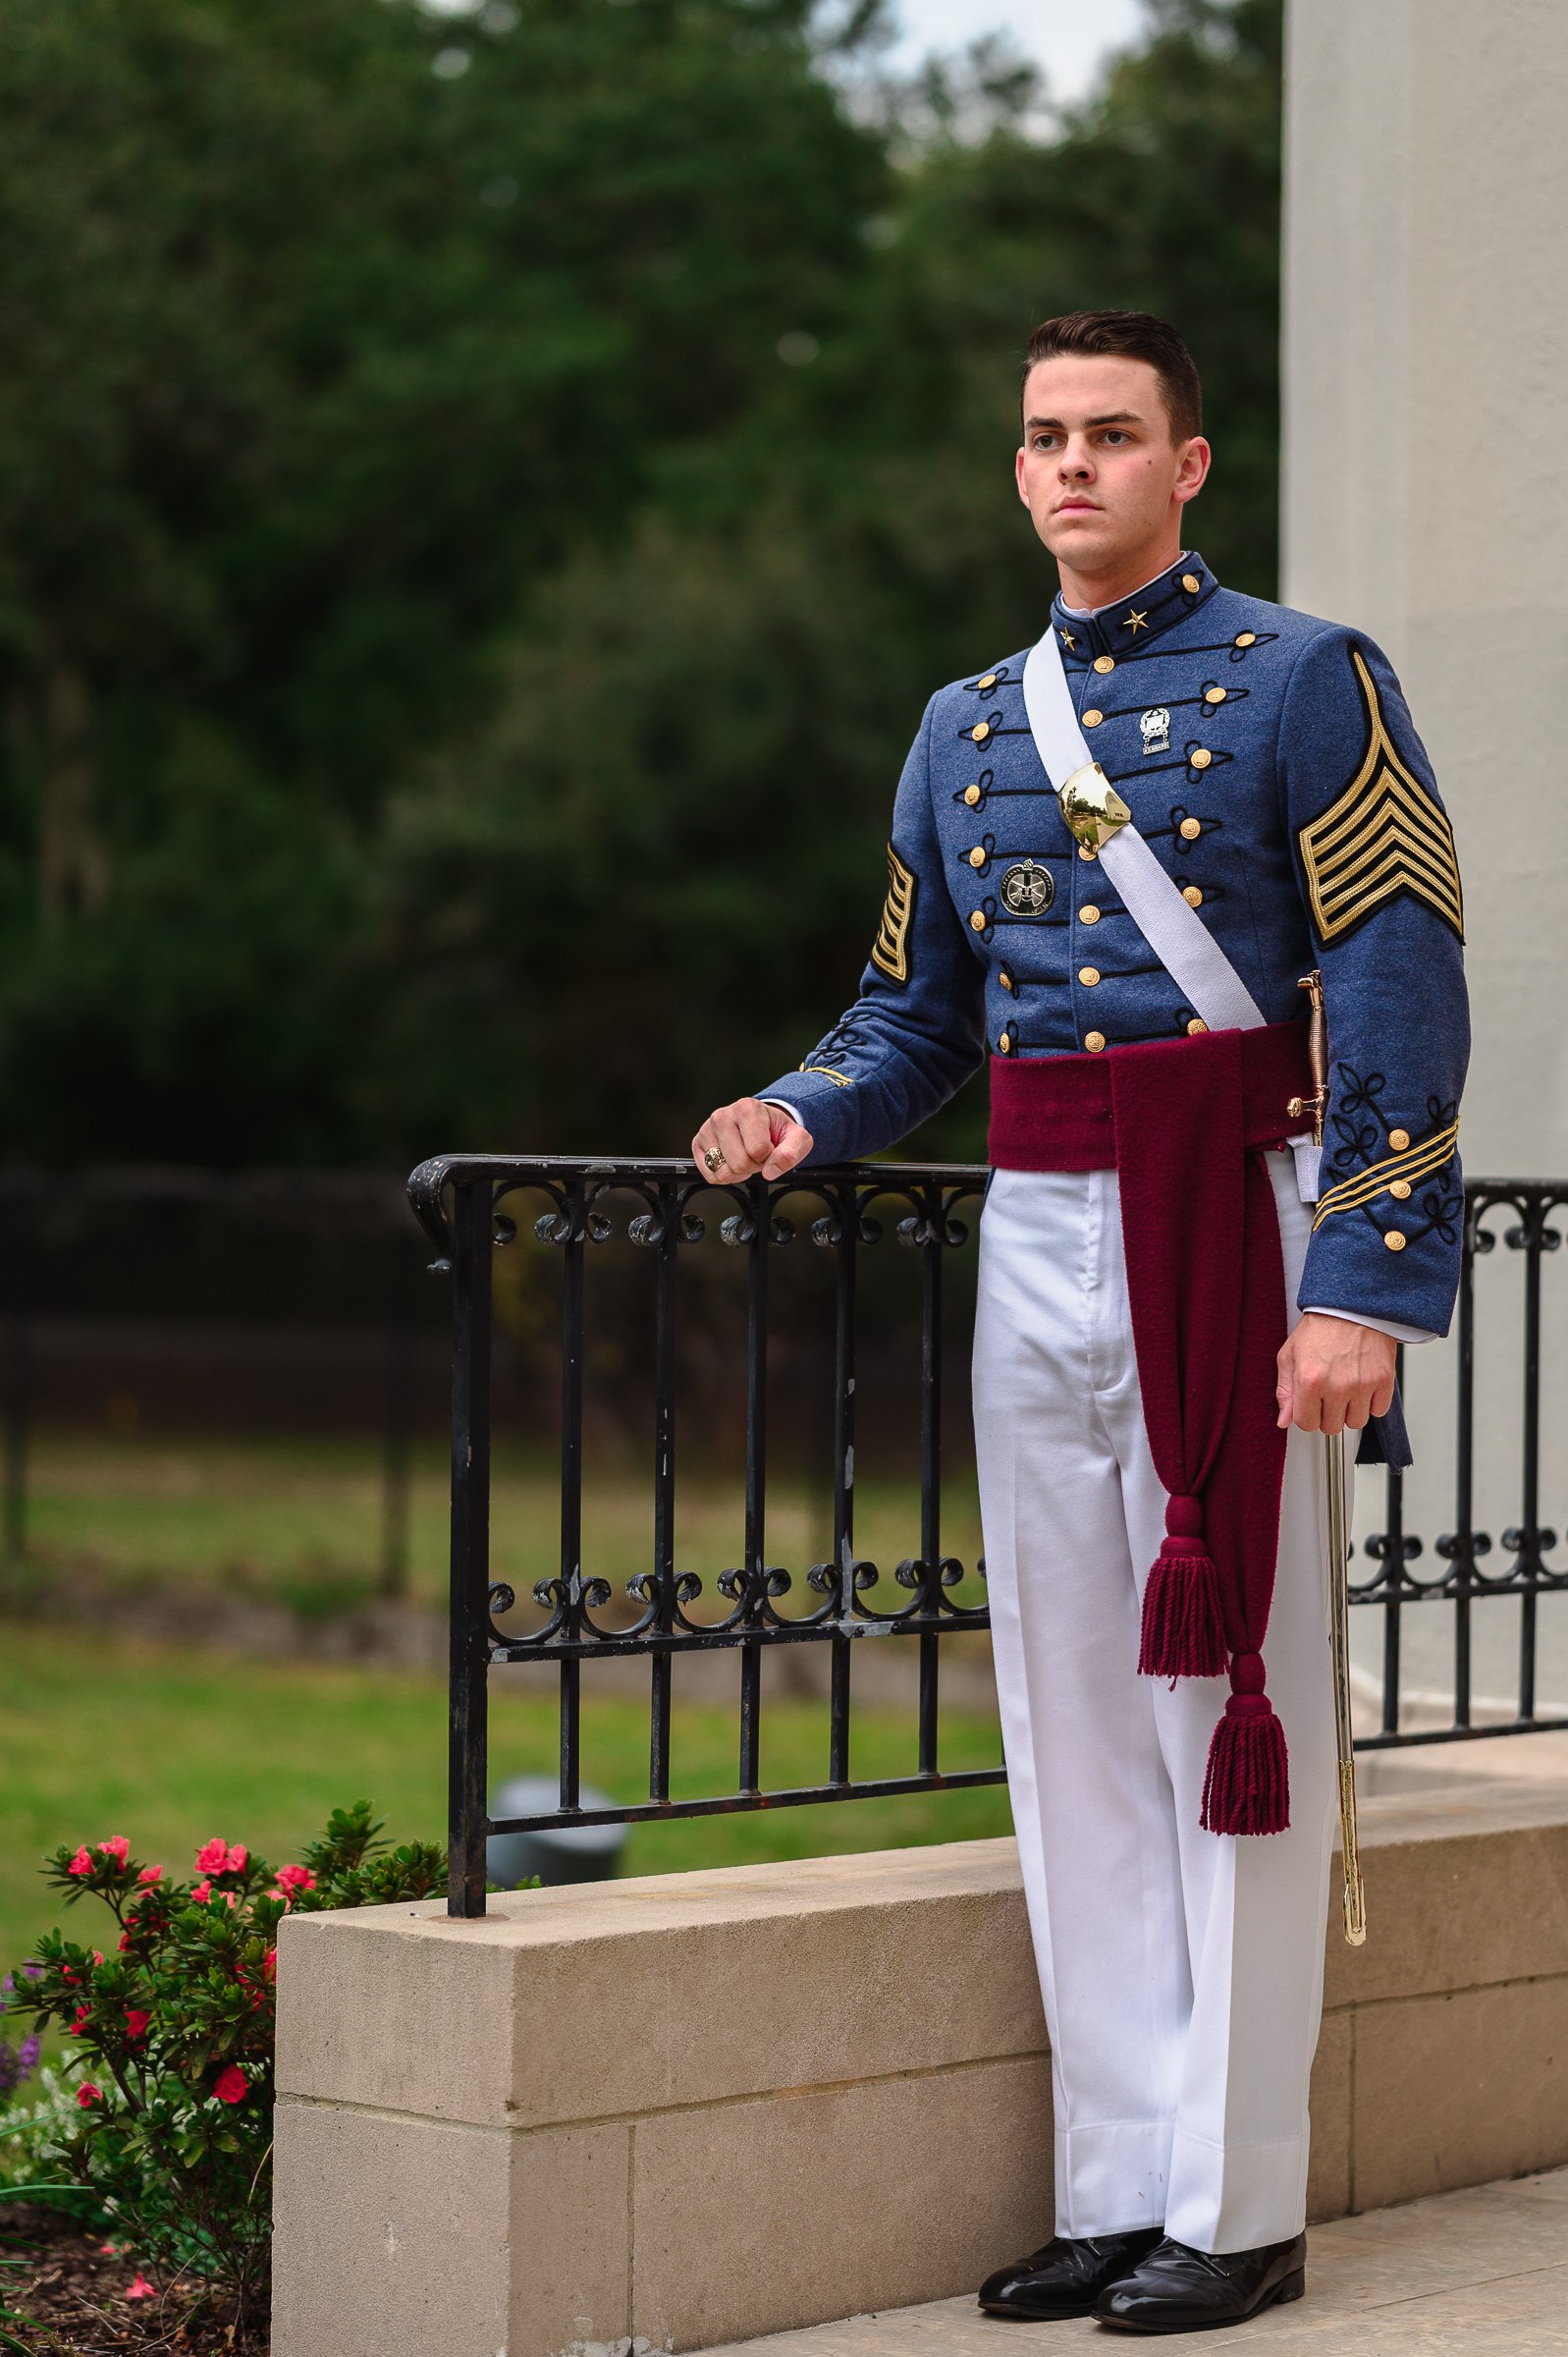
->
[691,311,1468,2333]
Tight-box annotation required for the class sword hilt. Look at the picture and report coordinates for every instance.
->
[1297,970,1329,1148]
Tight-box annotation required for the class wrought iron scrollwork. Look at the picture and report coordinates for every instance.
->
[416,1152,1568,1914]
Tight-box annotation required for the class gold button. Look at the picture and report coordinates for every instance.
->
[963,783,982,807]
[1000,969,1014,992]
[1078,965,1101,986]
[1190,747,1213,770]
[1179,817,1201,841]
[1078,844,1097,861]
[1235,631,1257,647]
[1082,709,1104,728]
[1388,1127,1410,1151]
[968,847,986,868]
[978,673,998,691]
[1187,1017,1209,1036]
[1389,1178,1412,1200]
[1084,1030,1107,1053]
[971,722,991,743]
[1384,1230,1407,1252]
[1080,904,1101,924]
[1181,573,1201,593]
[1182,885,1203,907]
[969,910,986,933]
[999,1031,1010,1053]
[1205,686,1226,705]
[1093,655,1115,675]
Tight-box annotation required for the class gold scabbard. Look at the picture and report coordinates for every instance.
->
[1300,969,1367,1946]
[1325,1358,1367,1945]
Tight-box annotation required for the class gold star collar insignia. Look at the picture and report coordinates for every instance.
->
[1059,629,1077,650]
[1124,609,1148,634]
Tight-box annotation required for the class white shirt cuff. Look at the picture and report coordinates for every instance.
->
[1302,1304,1436,1347]
[759,1097,804,1128]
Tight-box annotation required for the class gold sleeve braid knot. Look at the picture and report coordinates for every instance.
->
[1298,650,1463,946]
[1311,1117,1460,1232]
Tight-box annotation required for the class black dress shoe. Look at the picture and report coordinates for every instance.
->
[978,2228,1164,2321]
[1095,2231,1306,2332]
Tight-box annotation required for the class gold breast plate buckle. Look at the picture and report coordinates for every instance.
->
[1057,762,1133,853]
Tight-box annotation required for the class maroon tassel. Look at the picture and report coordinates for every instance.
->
[1200,1652,1290,1835]
[1139,1493,1227,1678]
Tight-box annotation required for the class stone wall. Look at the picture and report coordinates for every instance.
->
[272,1780,1568,2357]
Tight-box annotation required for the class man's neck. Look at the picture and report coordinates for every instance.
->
[1056,534,1184,616]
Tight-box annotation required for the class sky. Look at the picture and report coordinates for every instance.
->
[886,0,1148,103]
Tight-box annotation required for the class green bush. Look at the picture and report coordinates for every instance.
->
[2,1802,445,2335]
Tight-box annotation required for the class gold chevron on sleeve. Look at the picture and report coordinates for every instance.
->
[1312,1118,1460,1230]
[1298,649,1464,945]
[870,844,917,984]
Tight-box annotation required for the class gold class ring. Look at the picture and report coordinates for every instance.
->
[703,1144,726,1173]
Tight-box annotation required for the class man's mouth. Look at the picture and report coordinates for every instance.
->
[1054,499,1101,516]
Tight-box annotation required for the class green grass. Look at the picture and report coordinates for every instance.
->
[0,1626,1011,1978]
[15,1429,986,1620]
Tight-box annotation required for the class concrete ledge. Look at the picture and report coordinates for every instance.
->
[271,1781,1568,2357]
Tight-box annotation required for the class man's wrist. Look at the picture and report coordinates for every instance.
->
[1301,1304,1435,1348]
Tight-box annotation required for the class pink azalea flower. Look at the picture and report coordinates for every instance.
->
[194,1837,230,1874]
[126,2009,151,2042]
[118,1932,133,1952]
[224,1843,247,1873]
[72,2005,91,2032]
[125,2274,157,2299]
[77,2081,102,2108]
[137,1865,162,1886]
[67,1847,93,1878]
[212,2064,247,2106]
[97,1836,130,1866]
[190,1880,212,1904]
[275,1863,316,1892]
[92,1950,104,1968]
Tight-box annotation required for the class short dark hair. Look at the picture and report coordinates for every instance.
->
[1021,310,1203,444]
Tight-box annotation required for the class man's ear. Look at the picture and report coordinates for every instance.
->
[1174,436,1212,506]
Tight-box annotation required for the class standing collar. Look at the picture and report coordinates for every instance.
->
[1050,551,1219,662]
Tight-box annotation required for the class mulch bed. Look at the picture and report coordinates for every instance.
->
[1,2207,263,2354]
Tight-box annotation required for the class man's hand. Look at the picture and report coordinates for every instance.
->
[691,1097,815,1186]
[1276,1312,1396,1435]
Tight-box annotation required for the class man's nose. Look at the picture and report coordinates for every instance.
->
[1057,439,1094,478]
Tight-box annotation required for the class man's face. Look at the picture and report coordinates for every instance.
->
[1014,353,1209,574]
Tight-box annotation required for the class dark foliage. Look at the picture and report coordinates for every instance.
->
[0,0,1280,1168]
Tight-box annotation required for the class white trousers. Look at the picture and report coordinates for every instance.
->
[971,1155,1339,2256]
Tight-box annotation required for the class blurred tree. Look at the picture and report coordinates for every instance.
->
[0,0,887,1157]
[369,0,1282,1161]
[0,0,1281,1166]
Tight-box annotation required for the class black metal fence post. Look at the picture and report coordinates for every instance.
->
[737,1175,769,1798]
[827,1173,857,1787]
[447,1176,494,1917]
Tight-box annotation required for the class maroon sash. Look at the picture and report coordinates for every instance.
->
[989,1022,1313,1836]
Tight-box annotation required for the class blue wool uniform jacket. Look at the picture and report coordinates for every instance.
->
[756,553,1471,1336]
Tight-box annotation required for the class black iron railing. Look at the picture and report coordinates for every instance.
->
[409,1158,1568,1917]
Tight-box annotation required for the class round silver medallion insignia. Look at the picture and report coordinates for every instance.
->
[999,859,1054,917]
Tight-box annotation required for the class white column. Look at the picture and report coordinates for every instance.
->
[1282,0,1568,1178]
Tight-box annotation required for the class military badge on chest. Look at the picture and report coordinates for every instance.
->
[1140,706,1171,755]
[999,858,1054,917]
